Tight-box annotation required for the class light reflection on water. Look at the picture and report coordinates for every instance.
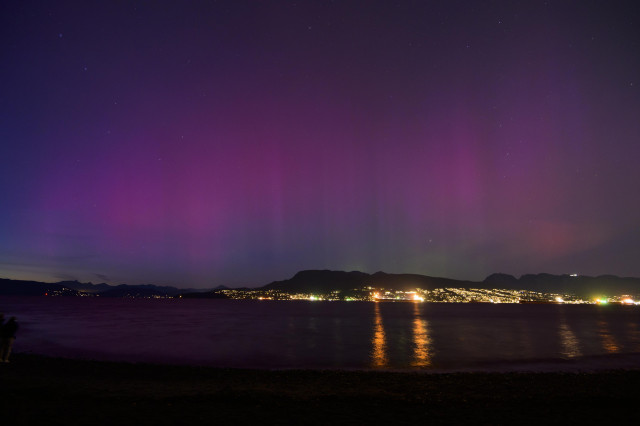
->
[597,317,620,354]
[628,321,640,351]
[411,302,431,367]
[2,296,640,371]
[558,312,582,358]
[371,302,387,368]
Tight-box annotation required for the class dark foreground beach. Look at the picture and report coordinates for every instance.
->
[2,354,640,425]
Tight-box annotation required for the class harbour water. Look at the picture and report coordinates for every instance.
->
[2,296,640,371]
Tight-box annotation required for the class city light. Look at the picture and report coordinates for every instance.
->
[209,287,640,304]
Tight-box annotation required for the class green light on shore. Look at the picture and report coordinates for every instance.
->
[596,299,608,305]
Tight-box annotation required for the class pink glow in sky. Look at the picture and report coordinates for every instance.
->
[1,1,639,287]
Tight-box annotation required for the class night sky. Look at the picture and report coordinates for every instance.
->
[2,1,639,288]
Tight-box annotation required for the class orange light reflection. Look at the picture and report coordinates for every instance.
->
[411,302,431,367]
[371,302,388,368]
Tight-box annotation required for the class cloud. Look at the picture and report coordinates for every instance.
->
[53,273,79,281]
[94,273,110,282]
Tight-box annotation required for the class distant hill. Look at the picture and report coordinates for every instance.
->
[367,271,477,290]
[0,279,206,298]
[2,271,640,298]
[0,279,80,296]
[262,270,369,293]
[263,270,640,297]
[176,284,232,299]
[483,273,640,296]
[261,270,477,293]
[178,291,229,299]
[97,284,168,298]
[63,282,204,297]
[55,280,112,293]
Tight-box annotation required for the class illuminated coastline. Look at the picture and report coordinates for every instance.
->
[9,278,640,304]
[213,287,639,305]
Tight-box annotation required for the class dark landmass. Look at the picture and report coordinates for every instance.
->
[262,270,370,292]
[98,285,169,298]
[178,284,233,299]
[179,291,229,299]
[57,280,112,293]
[264,270,640,297]
[1,354,640,425]
[0,278,204,298]
[0,279,81,297]
[74,282,203,297]
[2,270,640,298]
[212,284,231,291]
[262,270,477,293]
[483,272,640,296]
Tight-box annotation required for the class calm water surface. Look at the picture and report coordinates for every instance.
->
[2,296,640,371]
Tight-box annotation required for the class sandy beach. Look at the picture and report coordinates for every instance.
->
[1,353,639,425]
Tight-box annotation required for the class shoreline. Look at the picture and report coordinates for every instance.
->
[9,348,640,374]
[2,353,640,424]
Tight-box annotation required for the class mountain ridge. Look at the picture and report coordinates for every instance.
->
[262,270,640,297]
[2,270,640,298]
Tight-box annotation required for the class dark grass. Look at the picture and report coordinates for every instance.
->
[2,353,640,425]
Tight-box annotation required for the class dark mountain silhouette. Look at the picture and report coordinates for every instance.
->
[262,270,370,293]
[175,284,233,299]
[262,270,477,293]
[367,271,477,290]
[484,273,640,296]
[212,285,230,291]
[0,279,80,296]
[482,273,519,287]
[2,271,640,298]
[62,281,202,297]
[0,279,204,297]
[264,270,640,297]
[178,291,229,299]
[98,285,167,298]
[56,281,112,293]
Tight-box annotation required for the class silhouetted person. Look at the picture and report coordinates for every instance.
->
[1,316,18,363]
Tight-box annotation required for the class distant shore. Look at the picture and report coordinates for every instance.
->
[2,353,640,425]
